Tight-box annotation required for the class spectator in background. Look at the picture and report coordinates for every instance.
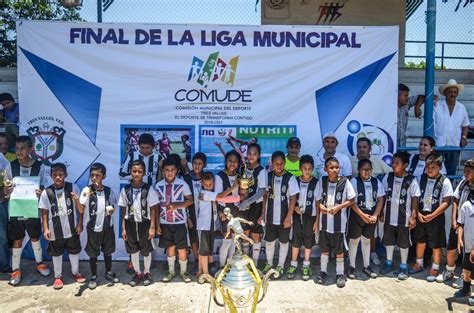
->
[315,133,352,178]
[434,79,469,176]
[0,93,19,124]
[0,133,16,162]
[397,84,425,148]
[350,137,391,179]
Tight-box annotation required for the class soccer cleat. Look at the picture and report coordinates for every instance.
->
[72,273,86,283]
[262,263,273,275]
[127,261,135,275]
[105,271,119,283]
[9,270,22,286]
[408,263,424,275]
[302,267,312,281]
[426,268,439,282]
[36,263,51,277]
[436,269,454,283]
[348,267,357,280]
[363,266,378,279]
[161,271,176,283]
[380,262,395,275]
[129,273,142,287]
[275,266,284,278]
[370,252,381,266]
[180,272,192,283]
[397,268,409,281]
[53,277,64,290]
[336,274,346,288]
[88,276,98,290]
[286,265,297,279]
[143,272,153,286]
[452,276,464,289]
[316,271,328,285]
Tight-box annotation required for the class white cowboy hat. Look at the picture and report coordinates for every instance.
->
[439,79,464,95]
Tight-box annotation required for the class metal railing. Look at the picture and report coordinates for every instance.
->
[405,40,474,69]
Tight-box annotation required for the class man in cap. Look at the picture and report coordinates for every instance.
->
[315,133,352,179]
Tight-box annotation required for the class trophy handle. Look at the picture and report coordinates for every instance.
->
[258,268,278,303]
[198,274,225,307]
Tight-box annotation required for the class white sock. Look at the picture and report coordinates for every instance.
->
[361,236,371,268]
[416,258,423,267]
[131,252,141,274]
[242,242,250,255]
[143,254,152,273]
[336,257,344,275]
[252,242,262,264]
[432,263,440,270]
[53,256,62,278]
[303,260,310,268]
[31,241,43,264]
[291,260,298,267]
[385,245,395,261]
[179,259,188,274]
[321,254,329,273]
[446,265,455,271]
[349,238,360,268]
[278,242,289,267]
[265,240,276,266]
[69,253,80,275]
[400,248,409,264]
[167,255,176,274]
[219,239,232,267]
[12,248,22,271]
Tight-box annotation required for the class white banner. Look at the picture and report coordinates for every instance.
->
[17,21,398,260]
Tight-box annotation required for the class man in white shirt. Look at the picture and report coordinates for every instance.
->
[316,133,352,179]
[434,79,470,175]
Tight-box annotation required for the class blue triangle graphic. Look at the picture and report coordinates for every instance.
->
[20,47,101,144]
[315,53,395,138]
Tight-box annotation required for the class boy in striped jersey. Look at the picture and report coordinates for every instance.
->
[380,152,420,280]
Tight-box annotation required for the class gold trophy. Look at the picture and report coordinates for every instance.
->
[238,162,254,191]
[199,207,278,313]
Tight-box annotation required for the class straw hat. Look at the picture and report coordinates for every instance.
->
[439,79,464,95]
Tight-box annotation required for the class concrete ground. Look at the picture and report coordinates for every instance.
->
[0,258,472,312]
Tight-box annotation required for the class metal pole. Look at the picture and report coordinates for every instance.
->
[97,0,102,23]
[423,0,436,136]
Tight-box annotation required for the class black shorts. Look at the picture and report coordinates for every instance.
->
[244,202,264,234]
[159,223,188,250]
[8,217,41,241]
[319,231,345,254]
[198,230,215,256]
[125,219,154,256]
[47,234,81,257]
[264,223,290,243]
[447,227,458,251]
[347,212,377,240]
[462,253,474,272]
[188,207,199,244]
[411,215,446,249]
[291,214,316,249]
[382,224,411,249]
[85,226,116,258]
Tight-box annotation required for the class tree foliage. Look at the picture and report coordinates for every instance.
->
[0,0,82,67]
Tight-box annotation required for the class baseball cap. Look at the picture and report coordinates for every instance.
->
[323,132,338,141]
[286,137,301,147]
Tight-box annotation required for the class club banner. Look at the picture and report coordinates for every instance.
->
[17,21,398,260]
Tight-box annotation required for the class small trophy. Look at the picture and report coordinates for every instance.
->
[239,162,254,191]
[106,205,115,215]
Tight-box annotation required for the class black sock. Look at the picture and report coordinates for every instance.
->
[90,257,98,277]
[104,254,112,273]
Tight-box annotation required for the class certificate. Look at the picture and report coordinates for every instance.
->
[9,176,40,218]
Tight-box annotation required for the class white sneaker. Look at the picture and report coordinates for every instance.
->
[370,252,381,266]
[452,275,464,289]
[436,269,454,283]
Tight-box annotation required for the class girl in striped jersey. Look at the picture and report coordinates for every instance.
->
[348,159,385,280]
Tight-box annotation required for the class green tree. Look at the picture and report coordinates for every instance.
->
[0,0,82,67]
[404,61,447,70]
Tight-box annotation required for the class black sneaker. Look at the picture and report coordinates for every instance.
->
[316,271,328,285]
[143,272,153,286]
[88,276,97,290]
[348,267,357,280]
[336,274,346,288]
[363,266,378,279]
[105,271,119,283]
[129,273,142,287]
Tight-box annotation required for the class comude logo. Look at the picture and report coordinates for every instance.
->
[187,52,239,88]
[26,120,66,166]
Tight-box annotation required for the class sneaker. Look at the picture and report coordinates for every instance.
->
[143,272,153,286]
[275,266,284,279]
[127,261,135,275]
[363,266,378,279]
[53,277,64,290]
[36,263,51,277]
[286,265,297,279]
[370,252,381,266]
[262,263,273,275]
[408,263,424,275]
[9,270,22,286]
[397,268,409,281]
[316,271,327,285]
[452,275,464,289]
[161,271,176,283]
[426,268,439,282]
[336,274,346,288]
[105,271,119,283]
[454,287,471,298]
[348,267,357,280]
[88,276,97,290]
[129,273,142,287]
[180,272,192,283]
[302,267,312,281]
[72,273,86,283]
[380,262,395,275]
[436,269,454,283]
